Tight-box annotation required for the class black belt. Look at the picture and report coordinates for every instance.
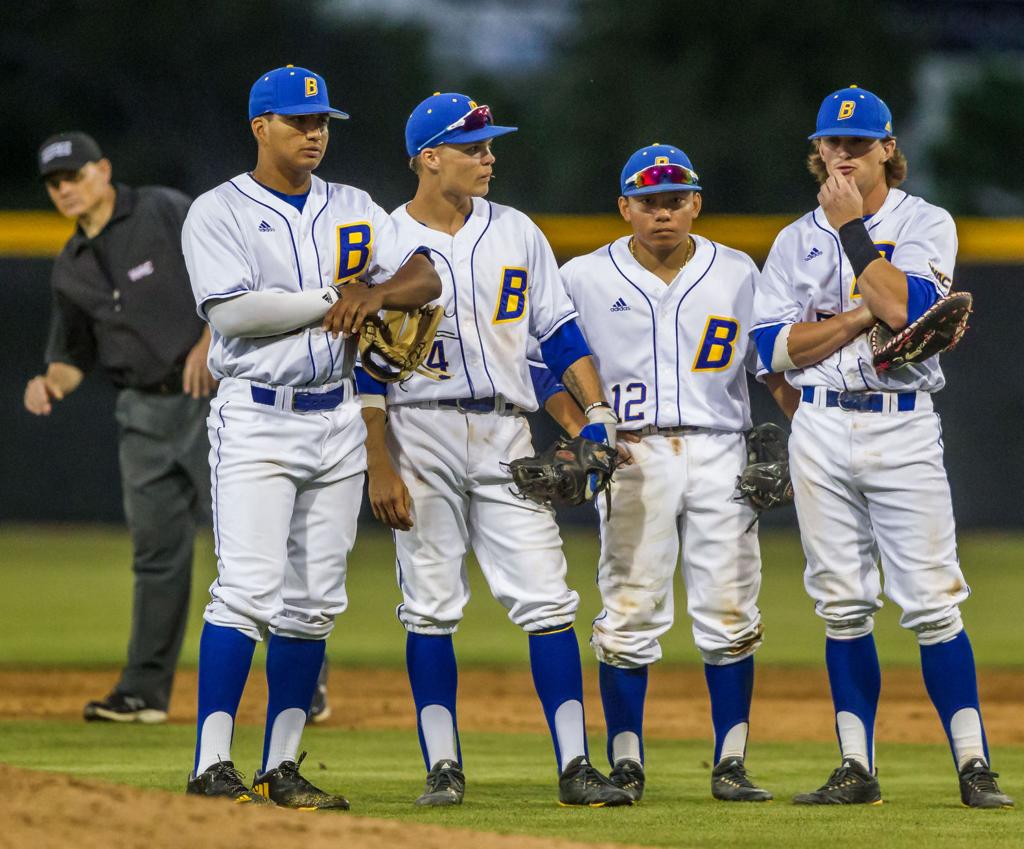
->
[132,371,184,395]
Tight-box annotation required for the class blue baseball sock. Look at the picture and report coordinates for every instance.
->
[599,662,648,766]
[920,630,989,768]
[825,634,881,771]
[261,634,326,772]
[529,625,587,772]
[406,632,460,770]
[705,656,755,764]
[194,622,256,773]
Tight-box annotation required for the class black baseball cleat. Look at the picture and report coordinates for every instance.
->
[959,759,1014,809]
[252,751,350,810]
[84,691,167,724]
[558,755,634,807]
[186,761,271,804]
[712,757,773,802]
[793,758,882,805]
[415,759,465,806]
[609,758,645,802]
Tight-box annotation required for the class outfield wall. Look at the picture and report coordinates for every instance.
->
[3,214,1022,527]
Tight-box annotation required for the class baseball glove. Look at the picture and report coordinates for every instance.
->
[870,291,973,373]
[357,305,445,383]
[506,435,617,508]
[734,422,794,529]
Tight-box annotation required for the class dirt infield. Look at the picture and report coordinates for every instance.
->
[0,763,652,849]
[2,664,1022,745]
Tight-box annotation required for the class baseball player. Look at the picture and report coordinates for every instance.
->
[180,65,441,807]
[555,144,798,802]
[358,92,631,808]
[751,85,1013,808]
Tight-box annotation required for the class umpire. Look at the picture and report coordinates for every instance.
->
[23,132,214,724]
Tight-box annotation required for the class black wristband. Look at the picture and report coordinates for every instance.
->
[838,219,881,278]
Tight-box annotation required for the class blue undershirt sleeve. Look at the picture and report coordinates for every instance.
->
[538,319,591,380]
[906,274,940,324]
[751,323,785,374]
[354,365,387,396]
[530,365,566,406]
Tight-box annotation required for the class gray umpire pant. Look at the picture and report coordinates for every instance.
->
[113,389,211,710]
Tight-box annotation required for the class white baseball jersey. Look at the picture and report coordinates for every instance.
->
[752,188,955,392]
[560,234,757,433]
[381,197,578,409]
[183,173,405,388]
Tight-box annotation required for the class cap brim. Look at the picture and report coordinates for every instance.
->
[39,158,94,178]
[622,183,702,197]
[808,127,889,140]
[271,104,350,119]
[418,125,517,152]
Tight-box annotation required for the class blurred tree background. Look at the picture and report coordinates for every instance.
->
[1,0,1023,214]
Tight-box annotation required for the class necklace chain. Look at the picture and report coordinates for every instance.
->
[629,236,694,269]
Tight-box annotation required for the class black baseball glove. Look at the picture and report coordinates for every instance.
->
[870,291,972,373]
[734,422,794,529]
[506,435,617,507]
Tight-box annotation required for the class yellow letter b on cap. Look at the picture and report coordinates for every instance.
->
[305,77,318,97]
[838,100,855,120]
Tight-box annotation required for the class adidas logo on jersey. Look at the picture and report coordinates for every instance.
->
[258,220,274,233]
[610,297,631,312]
[803,247,822,261]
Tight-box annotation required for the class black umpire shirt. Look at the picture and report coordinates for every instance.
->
[45,184,204,391]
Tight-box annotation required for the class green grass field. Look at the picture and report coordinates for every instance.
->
[0,525,1021,848]
[2,525,1023,668]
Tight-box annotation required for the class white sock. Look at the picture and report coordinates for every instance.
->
[950,707,987,770]
[718,722,749,763]
[196,711,234,774]
[554,700,587,772]
[836,710,871,771]
[263,707,307,772]
[611,731,642,764]
[420,704,458,767]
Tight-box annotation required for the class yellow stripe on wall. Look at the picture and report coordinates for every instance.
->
[0,212,75,257]
[2,211,1024,263]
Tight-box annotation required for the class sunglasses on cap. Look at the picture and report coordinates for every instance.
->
[624,163,700,191]
[417,105,494,151]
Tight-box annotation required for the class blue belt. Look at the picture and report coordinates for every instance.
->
[250,384,348,412]
[801,385,917,412]
[437,397,502,413]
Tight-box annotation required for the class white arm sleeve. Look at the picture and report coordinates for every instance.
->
[771,323,797,372]
[206,288,339,339]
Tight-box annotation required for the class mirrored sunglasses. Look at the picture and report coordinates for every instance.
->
[625,163,700,190]
[418,105,493,151]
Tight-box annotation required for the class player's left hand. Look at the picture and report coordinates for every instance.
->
[323,282,385,337]
[818,174,864,231]
[367,464,414,531]
[183,336,217,399]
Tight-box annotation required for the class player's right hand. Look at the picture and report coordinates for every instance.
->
[23,375,63,416]
[368,463,414,531]
[323,282,385,338]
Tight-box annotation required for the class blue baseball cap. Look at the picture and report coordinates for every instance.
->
[620,144,702,197]
[405,92,517,157]
[809,85,893,140]
[248,65,349,121]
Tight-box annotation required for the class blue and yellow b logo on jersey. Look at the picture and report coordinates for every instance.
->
[335,222,373,282]
[493,267,528,323]
[850,241,894,298]
[838,100,856,120]
[305,77,318,97]
[693,316,739,371]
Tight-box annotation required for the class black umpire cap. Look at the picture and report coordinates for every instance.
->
[38,132,103,178]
